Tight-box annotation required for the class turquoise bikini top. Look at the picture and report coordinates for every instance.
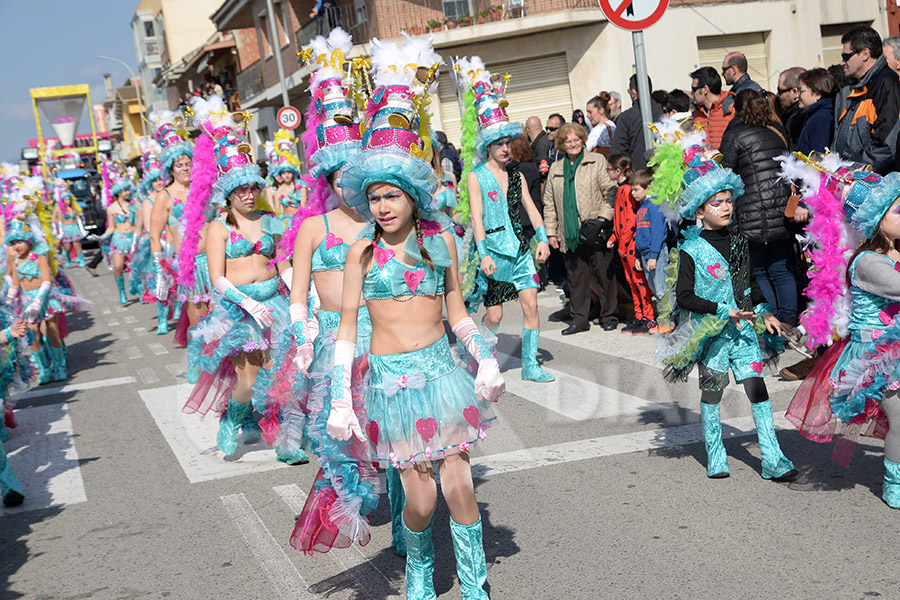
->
[311,214,350,273]
[112,202,136,226]
[359,215,453,301]
[219,212,285,259]
[63,211,78,220]
[279,186,305,209]
[167,190,185,226]
[15,252,42,281]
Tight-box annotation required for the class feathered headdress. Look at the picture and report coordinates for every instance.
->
[139,138,164,198]
[149,110,193,182]
[264,129,302,179]
[340,33,442,220]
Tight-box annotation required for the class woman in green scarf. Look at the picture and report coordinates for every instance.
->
[542,123,619,334]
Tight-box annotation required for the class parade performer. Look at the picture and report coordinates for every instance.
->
[52,184,86,268]
[148,110,192,334]
[456,57,554,383]
[6,205,91,385]
[92,164,137,304]
[129,140,166,304]
[651,128,796,481]
[782,152,900,508]
[428,140,458,213]
[0,316,29,508]
[264,128,307,227]
[331,35,502,599]
[181,98,290,458]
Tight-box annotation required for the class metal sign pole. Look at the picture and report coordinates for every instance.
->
[632,30,653,151]
[265,0,291,108]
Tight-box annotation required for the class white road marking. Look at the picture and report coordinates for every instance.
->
[496,351,668,422]
[106,319,120,327]
[114,306,126,313]
[123,315,138,324]
[135,327,149,336]
[137,368,159,384]
[146,342,168,356]
[1,403,87,515]
[126,347,142,360]
[165,363,186,379]
[139,384,286,483]
[10,376,137,401]
[118,330,130,339]
[273,484,397,594]
[221,493,314,600]
[470,414,793,477]
[100,308,111,315]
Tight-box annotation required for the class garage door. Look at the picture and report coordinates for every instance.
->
[697,32,770,89]
[821,22,872,68]
[436,53,573,148]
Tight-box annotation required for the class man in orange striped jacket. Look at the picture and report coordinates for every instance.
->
[689,66,736,148]
[833,25,900,175]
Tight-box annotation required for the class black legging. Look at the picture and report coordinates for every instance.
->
[701,377,768,405]
[86,249,104,269]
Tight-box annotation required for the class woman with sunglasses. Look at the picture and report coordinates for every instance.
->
[182,96,291,457]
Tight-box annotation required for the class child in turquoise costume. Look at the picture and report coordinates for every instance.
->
[52,188,87,268]
[334,36,502,600]
[180,97,291,459]
[456,56,554,383]
[93,165,137,305]
[785,159,900,509]
[0,317,28,507]
[264,128,308,228]
[655,150,796,481]
[129,140,166,304]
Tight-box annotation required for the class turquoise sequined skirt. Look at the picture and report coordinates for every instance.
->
[60,223,83,244]
[109,232,133,255]
[365,335,495,468]
[177,252,212,304]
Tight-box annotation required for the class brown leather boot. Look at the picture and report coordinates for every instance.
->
[779,356,819,381]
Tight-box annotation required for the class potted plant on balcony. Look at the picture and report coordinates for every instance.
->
[428,18,442,32]
[489,4,502,21]
[476,10,487,24]
[443,16,456,29]
[458,14,472,27]
[407,24,423,35]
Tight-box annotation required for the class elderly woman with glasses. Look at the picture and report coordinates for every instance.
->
[542,122,618,334]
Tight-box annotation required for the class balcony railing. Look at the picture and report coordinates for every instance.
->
[296,3,371,50]
[236,60,265,104]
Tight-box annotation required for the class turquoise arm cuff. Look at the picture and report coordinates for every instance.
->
[223,286,248,305]
[3,326,11,345]
[476,240,488,257]
[716,303,732,321]
[535,226,549,244]
[754,302,774,318]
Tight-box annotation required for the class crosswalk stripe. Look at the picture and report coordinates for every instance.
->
[126,347,142,360]
[11,376,137,401]
[273,484,398,596]
[221,493,315,600]
[137,367,159,384]
[146,342,169,356]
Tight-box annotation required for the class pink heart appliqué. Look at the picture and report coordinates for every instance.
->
[420,220,441,236]
[706,262,722,279]
[894,261,900,273]
[488,190,499,202]
[750,361,764,375]
[532,274,540,284]
[366,421,380,446]
[880,303,900,325]
[404,269,425,293]
[325,232,343,249]
[415,418,438,442]
[373,245,394,269]
[230,230,242,244]
[462,405,480,429]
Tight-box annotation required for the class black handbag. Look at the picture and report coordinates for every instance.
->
[578,217,613,250]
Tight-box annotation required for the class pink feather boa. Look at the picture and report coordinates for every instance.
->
[178,133,217,289]
[801,174,849,348]
[101,161,112,208]
[271,81,331,266]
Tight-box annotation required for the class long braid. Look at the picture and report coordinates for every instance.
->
[360,222,384,267]
[412,210,434,271]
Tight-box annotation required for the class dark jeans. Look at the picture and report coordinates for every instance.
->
[564,245,618,328]
[749,239,798,322]
[86,249,104,269]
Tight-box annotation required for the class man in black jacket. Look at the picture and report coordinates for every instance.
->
[610,74,662,170]
[833,25,900,174]
[776,67,807,150]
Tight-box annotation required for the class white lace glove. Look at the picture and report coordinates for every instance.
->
[6,283,20,306]
[290,303,314,377]
[152,252,169,302]
[326,340,365,441]
[452,317,505,403]
[280,266,293,293]
[213,276,275,328]
[24,281,51,322]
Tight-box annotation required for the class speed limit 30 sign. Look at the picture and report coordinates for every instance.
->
[599,0,669,31]
[277,106,302,130]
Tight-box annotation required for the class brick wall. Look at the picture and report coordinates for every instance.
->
[234,27,260,69]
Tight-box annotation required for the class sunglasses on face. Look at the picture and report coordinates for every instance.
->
[721,64,733,74]
[545,126,558,132]
[841,50,860,62]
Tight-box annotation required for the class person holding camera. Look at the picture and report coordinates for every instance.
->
[543,123,618,334]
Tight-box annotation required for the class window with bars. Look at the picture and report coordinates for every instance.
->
[443,0,472,21]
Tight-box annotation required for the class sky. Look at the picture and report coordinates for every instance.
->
[0,1,140,162]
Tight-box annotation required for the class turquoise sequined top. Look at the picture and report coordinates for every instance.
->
[15,252,43,281]
[311,214,349,273]
[848,251,897,333]
[218,213,285,259]
[167,190,185,227]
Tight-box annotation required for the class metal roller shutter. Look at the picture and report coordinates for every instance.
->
[697,32,770,89]
[436,53,573,147]
[821,22,872,69]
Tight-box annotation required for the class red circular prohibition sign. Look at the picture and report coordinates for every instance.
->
[598,0,669,31]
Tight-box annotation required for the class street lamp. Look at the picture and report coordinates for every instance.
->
[95,55,148,138]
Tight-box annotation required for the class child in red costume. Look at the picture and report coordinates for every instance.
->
[606,153,655,334]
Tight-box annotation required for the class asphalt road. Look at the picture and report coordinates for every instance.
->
[1,262,898,600]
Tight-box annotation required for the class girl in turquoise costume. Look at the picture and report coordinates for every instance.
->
[181,101,292,458]
[455,57,554,383]
[784,154,900,509]
[128,140,167,305]
[333,36,503,600]
[0,316,28,508]
[148,110,193,335]
[6,217,90,385]
[653,140,796,481]
[264,128,308,228]
[52,187,86,268]
[92,165,138,305]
